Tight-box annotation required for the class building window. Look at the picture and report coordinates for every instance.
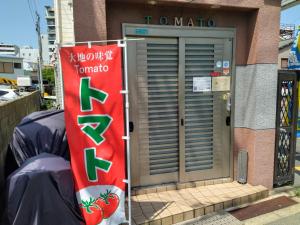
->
[0,62,14,73]
[14,63,22,69]
[281,58,288,69]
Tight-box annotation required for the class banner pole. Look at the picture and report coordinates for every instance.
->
[123,38,132,225]
[56,44,65,109]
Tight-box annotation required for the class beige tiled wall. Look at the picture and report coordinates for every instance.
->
[54,0,75,107]
[55,0,75,44]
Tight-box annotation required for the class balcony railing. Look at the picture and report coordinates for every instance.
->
[47,29,56,34]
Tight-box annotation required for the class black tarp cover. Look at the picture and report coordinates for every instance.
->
[9,110,70,166]
[1,153,84,225]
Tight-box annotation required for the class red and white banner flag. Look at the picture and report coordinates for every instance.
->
[60,44,126,225]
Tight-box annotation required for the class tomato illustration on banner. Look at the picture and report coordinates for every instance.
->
[60,44,126,225]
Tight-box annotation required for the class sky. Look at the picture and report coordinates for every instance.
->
[281,4,300,27]
[0,1,299,49]
[0,0,53,48]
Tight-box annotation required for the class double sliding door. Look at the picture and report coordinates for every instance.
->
[126,28,234,187]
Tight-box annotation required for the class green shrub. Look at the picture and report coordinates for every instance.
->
[294,187,300,197]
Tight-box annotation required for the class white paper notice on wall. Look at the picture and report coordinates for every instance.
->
[212,76,231,91]
[193,77,211,92]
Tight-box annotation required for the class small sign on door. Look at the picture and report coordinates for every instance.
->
[212,76,231,91]
[193,77,211,92]
[223,60,230,68]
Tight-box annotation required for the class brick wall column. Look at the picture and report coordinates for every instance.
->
[233,2,281,189]
[73,0,107,42]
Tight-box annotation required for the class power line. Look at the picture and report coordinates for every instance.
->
[32,0,38,12]
[27,0,35,23]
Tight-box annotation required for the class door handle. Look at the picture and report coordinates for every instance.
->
[226,116,230,126]
[181,118,184,126]
[129,121,134,132]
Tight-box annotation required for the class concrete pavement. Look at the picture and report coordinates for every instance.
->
[266,212,300,225]
[178,189,300,225]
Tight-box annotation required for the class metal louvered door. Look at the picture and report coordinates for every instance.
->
[179,38,232,182]
[146,38,180,182]
[128,38,179,186]
[128,37,232,187]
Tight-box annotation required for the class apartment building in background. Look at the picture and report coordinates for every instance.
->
[41,34,50,65]
[0,55,24,80]
[53,0,75,107]
[18,46,39,77]
[45,6,56,62]
[0,43,20,56]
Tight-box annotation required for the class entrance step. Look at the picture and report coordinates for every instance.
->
[128,182,269,225]
[132,178,233,196]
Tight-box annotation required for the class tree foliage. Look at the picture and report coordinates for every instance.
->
[42,67,55,84]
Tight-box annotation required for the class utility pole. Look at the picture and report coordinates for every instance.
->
[35,11,44,94]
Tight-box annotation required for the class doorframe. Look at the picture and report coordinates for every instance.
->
[122,23,236,186]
